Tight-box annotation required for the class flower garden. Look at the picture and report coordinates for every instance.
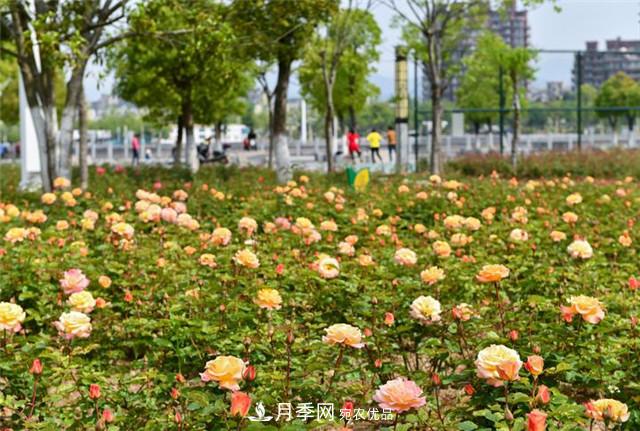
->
[0,165,639,430]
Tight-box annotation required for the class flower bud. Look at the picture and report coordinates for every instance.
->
[243,365,256,382]
[102,408,114,423]
[29,358,43,375]
[89,384,101,400]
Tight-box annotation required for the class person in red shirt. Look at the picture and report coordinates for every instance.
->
[347,129,361,163]
[131,134,141,166]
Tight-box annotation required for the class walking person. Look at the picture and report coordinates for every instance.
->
[347,129,362,163]
[386,126,397,162]
[131,134,141,166]
[366,128,383,163]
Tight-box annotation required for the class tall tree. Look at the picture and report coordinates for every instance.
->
[1,1,129,190]
[299,5,381,171]
[456,33,508,139]
[595,72,640,132]
[387,0,551,174]
[236,0,337,182]
[111,0,250,172]
[387,0,487,175]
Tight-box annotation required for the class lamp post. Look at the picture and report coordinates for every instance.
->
[395,46,409,173]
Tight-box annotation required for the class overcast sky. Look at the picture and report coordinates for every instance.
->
[85,0,640,102]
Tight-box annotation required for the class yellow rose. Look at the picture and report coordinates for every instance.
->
[565,192,582,206]
[295,217,314,230]
[463,217,482,231]
[562,211,578,224]
[233,249,259,269]
[53,177,71,189]
[481,207,496,221]
[200,356,246,391]
[41,193,57,205]
[376,225,391,236]
[254,288,282,310]
[509,228,528,242]
[320,220,338,232]
[199,253,217,268]
[238,217,258,235]
[4,227,27,243]
[618,232,632,247]
[394,248,417,266]
[567,240,593,259]
[432,240,452,258]
[475,344,522,387]
[98,275,112,288]
[0,302,26,332]
[54,311,92,339]
[549,230,566,242]
[211,227,232,246]
[111,222,135,239]
[476,264,510,283]
[568,295,604,324]
[357,254,374,267]
[318,256,340,279]
[451,233,472,247]
[410,296,441,324]
[587,399,629,422]
[67,291,96,313]
[56,220,70,231]
[414,223,427,234]
[322,323,364,348]
[443,215,464,230]
[420,266,445,285]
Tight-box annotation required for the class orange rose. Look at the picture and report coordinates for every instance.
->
[476,264,509,283]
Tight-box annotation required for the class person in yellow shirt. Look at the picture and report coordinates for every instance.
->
[366,128,383,163]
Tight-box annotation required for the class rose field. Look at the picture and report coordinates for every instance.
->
[1,164,640,430]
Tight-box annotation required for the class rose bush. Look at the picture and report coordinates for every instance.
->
[0,164,638,429]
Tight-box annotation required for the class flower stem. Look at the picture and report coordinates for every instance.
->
[26,375,39,419]
[327,344,345,392]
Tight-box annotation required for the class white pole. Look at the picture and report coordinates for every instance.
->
[19,72,41,190]
[300,99,307,145]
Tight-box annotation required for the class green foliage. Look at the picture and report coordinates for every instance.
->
[595,72,640,130]
[110,0,251,126]
[299,8,381,128]
[447,148,640,178]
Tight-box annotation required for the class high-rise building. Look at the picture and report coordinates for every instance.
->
[573,38,640,89]
[422,5,529,102]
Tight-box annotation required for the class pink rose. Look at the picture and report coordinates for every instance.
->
[373,377,426,413]
[60,269,90,295]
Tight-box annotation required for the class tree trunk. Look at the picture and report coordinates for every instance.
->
[267,102,274,169]
[183,92,198,173]
[348,105,356,131]
[323,73,336,173]
[511,77,520,170]
[215,122,223,152]
[174,115,183,165]
[58,67,86,181]
[324,107,334,173]
[430,87,443,175]
[78,85,88,189]
[43,104,58,188]
[273,57,292,182]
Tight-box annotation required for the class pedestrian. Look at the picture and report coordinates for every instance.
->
[386,126,397,161]
[366,128,383,163]
[248,129,257,150]
[131,134,141,166]
[347,128,362,162]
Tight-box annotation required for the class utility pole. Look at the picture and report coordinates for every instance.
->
[576,51,583,151]
[413,56,419,170]
[499,66,505,155]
